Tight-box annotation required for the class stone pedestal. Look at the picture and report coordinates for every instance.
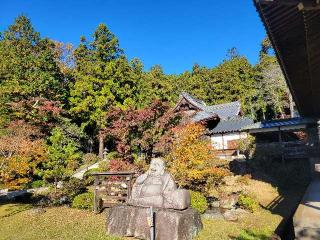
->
[106,205,202,240]
[293,179,320,239]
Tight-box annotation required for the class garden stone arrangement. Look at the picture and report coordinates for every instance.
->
[106,158,203,240]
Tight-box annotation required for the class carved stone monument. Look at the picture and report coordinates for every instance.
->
[106,158,203,240]
[128,157,190,210]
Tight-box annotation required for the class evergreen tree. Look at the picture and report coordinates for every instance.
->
[206,52,257,118]
[255,37,290,120]
[0,15,66,129]
[137,65,174,107]
[69,24,139,157]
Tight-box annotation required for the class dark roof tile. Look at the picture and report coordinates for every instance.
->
[209,117,254,134]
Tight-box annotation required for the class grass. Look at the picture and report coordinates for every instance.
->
[0,202,280,240]
[195,208,280,240]
[0,176,304,240]
[0,204,122,240]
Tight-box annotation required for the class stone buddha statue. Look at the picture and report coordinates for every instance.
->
[128,158,190,210]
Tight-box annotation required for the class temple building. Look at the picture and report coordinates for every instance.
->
[173,92,253,159]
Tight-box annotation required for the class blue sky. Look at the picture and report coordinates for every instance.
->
[1,0,266,74]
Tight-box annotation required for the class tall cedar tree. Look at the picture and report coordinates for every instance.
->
[0,15,65,130]
[69,24,140,158]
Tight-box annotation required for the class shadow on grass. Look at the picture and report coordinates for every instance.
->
[247,159,309,240]
[0,192,34,218]
[0,203,32,218]
[229,155,310,240]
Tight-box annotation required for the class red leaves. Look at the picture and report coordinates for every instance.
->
[9,97,62,130]
[104,100,181,162]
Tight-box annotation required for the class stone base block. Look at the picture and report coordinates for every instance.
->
[106,205,202,240]
[293,179,320,239]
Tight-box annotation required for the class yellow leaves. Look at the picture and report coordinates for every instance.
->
[166,123,230,192]
[0,121,47,189]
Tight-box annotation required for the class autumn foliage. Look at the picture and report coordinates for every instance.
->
[104,100,181,163]
[0,121,47,189]
[166,123,229,193]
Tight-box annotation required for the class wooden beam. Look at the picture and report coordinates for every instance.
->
[298,1,320,10]
[256,0,300,5]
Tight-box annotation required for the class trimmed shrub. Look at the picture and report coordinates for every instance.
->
[72,192,94,210]
[83,168,101,177]
[31,180,44,188]
[62,178,86,200]
[82,153,100,165]
[83,168,101,186]
[238,193,258,213]
[190,190,208,214]
[106,151,120,160]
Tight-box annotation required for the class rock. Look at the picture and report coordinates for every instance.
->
[29,187,49,195]
[223,209,238,221]
[29,207,46,215]
[106,205,202,240]
[203,209,224,220]
[59,196,69,204]
[222,208,249,221]
[56,181,63,189]
[233,208,249,216]
[219,194,239,209]
[210,201,220,208]
[223,176,238,186]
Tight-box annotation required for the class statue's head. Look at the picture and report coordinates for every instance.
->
[149,158,165,176]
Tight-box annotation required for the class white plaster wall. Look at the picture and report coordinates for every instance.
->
[211,132,247,150]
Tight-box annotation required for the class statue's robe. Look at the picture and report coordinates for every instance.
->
[129,172,190,210]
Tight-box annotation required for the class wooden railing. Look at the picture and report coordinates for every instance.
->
[91,171,135,213]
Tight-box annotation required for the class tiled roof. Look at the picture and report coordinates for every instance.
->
[242,117,317,132]
[174,92,248,128]
[180,92,207,110]
[209,117,254,134]
[205,101,241,120]
[179,92,241,120]
[192,111,217,122]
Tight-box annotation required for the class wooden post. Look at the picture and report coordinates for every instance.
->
[98,133,104,159]
[94,175,99,214]
[222,133,225,157]
[278,129,285,168]
[127,174,132,200]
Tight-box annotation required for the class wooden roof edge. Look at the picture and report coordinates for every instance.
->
[254,0,304,115]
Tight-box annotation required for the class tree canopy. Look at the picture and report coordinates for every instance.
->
[0,15,291,189]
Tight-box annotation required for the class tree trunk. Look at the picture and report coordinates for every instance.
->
[289,92,294,117]
[54,177,57,194]
[98,133,104,159]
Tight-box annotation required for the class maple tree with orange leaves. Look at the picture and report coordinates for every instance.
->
[166,123,229,193]
[0,121,47,189]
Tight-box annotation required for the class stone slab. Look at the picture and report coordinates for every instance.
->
[106,205,202,240]
[293,179,320,239]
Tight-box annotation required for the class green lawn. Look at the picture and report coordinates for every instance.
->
[0,204,122,240]
[196,209,280,240]
[0,203,282,240]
